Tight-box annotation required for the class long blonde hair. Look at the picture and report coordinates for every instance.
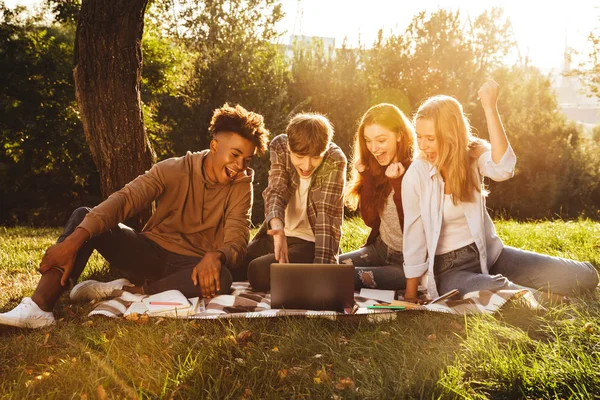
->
[414,95,489,204]
[346,103,416,212]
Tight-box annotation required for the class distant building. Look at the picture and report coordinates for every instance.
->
[280,35,336,60]
[552,46,600,131]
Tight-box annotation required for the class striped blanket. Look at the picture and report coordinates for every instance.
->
[88,282,543,320]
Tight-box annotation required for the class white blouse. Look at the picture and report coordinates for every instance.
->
[401,146,517,298]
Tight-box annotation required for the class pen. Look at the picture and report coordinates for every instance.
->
[148,301,185,306]
[366,305,406,310]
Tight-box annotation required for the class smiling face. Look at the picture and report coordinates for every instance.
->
[415,118,438,164]
[289,149,324,179]
[363,123,401,166]
[208,131,256,184]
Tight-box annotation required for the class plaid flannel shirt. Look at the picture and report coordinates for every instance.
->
[260,134,347,264]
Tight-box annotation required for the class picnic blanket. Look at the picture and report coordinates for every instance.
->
[88,282,543,320]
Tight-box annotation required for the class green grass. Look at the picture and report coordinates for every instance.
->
[1,219,599,399]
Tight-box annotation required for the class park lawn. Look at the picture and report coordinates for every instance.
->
[0,219,599,399]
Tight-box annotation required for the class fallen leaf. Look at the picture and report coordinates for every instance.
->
[125,312,139,321]
[271,346,279,352]
[278,369,288,379]
[313,377,322,384]
[42,333,50,346]
[137,314,150,324]
[24,368,33,375]
[226,335,238,345]
[97,384,107,400]
[450,320,464,332]
[584,322,595,333]
[237,330,252,343]
[235,358,245,365]
[335,377,356,390]
[427,333,437,341]
[241,387,252,399]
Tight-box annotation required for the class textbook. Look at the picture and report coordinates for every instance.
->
[123,290,205,318]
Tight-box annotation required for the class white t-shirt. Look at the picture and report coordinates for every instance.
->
[284,176,315,242]
[435,194,474,255]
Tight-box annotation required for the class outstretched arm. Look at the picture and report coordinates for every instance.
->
[478,79,509,163]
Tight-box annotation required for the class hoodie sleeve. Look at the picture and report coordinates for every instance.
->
[78,161,167,237]
[217,180,252,269]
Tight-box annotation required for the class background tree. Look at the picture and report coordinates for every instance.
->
[73,0,155,226]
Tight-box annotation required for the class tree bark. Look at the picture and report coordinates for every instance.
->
[73,0,155,228]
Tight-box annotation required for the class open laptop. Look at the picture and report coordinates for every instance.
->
[270,263,355,312]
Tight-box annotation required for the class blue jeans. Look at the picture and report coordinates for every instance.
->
[435,243,599,296]
[339,237,406,290]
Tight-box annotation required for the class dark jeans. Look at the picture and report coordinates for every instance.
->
[338,236,406,290]
[244,233,315,292]
[59,207,232,298]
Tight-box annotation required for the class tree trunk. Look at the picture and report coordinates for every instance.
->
[73,0,155,229]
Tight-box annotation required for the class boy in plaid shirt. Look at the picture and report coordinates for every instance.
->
[244,113,347,291]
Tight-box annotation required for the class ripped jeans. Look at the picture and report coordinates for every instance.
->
[339,236,406,290]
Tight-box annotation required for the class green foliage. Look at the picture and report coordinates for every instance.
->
[0,5,100,225]
[483,66,600,219]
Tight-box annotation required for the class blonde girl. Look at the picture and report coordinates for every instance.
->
[401,80,598,301]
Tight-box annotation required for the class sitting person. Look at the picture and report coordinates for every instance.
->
[0,104,269,328]
[402,80,599,302]
[244,113,347,292]
[339,103,417,293]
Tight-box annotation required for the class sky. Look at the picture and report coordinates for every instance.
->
[275,0,600,69]
[5,0,600,69]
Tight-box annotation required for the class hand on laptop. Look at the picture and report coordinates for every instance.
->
[267,227,289,264]
[191,251,223,298]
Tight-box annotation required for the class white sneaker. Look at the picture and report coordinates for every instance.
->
[0,297,56,328]
[70,278,132,301]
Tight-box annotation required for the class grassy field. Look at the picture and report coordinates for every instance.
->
[0,218,599,399]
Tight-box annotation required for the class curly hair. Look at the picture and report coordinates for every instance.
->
[209,103,269,156]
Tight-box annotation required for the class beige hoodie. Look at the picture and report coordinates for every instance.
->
[78,150,253,269]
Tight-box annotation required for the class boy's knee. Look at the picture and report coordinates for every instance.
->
[247,260,270,292]
[70,207,92,224]
[219,266,233,295]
